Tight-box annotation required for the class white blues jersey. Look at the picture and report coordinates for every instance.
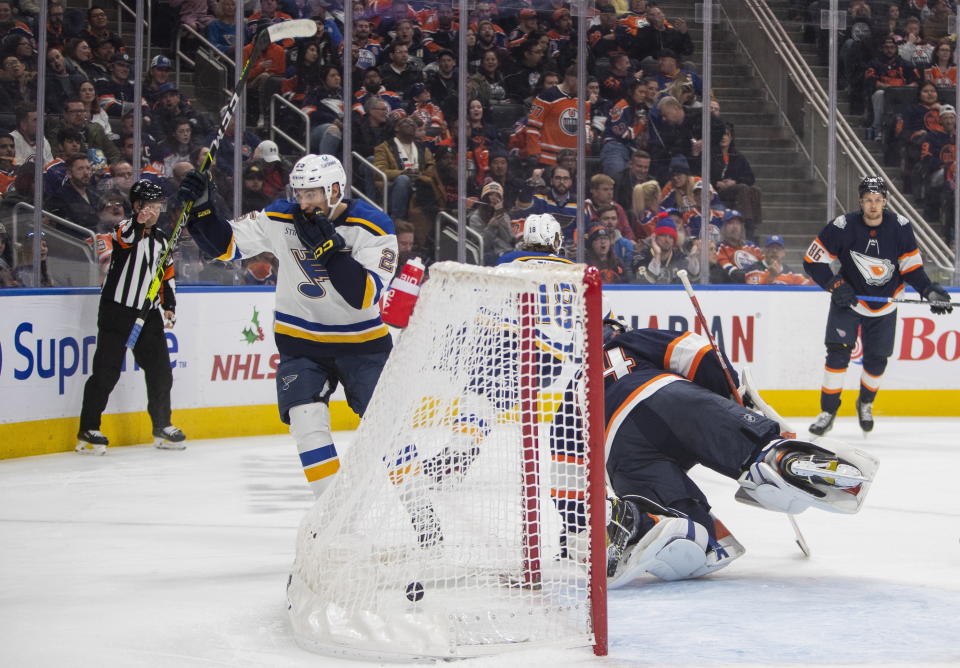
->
[217,198,397,357]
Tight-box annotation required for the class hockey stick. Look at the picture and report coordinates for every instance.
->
[855,294,951,307]
[676,270,811,559]
[125,19,318,348]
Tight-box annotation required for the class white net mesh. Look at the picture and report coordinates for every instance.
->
[287,261,601,661]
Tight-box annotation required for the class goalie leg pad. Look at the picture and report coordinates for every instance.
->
[737,437,879,514]
[690,514,746,578]
[608,515,710,587]
[290,401,339,498]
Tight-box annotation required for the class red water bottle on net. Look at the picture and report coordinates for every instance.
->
[381,257,425,328]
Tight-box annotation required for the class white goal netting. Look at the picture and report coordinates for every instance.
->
[287,261,605,661]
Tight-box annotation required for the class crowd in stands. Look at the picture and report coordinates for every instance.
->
[801,0,959,245]
[8,0,902,288]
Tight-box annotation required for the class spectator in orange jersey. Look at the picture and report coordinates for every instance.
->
[715,209,763,283]
[0,132,16,193]
[745,235,815,285]
[526,64,588,167]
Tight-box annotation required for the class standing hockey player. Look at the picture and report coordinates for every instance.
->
[803,175,952,436]
[496,214,592,557]
[496,213,575,266]
[601,322,878,586]
[179,154,397,496]
[77,180,186,454]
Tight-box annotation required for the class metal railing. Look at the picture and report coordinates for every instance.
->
[720,0,955,277]
[434,211,483,265]
[175,24,235,98]
[351,152,389,213]
[12,203,99,287]
[270,94,310,155]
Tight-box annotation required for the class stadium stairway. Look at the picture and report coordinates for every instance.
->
[759,3,943,234]
[656,0,826,266]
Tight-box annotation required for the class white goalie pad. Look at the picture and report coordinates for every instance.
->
[737,437,879,515]
[738,366,795,435]
[608,517,710,587]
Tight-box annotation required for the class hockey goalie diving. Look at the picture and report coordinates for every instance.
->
[283,261,882,662]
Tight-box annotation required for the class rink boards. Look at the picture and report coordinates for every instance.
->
[1,284,958,458]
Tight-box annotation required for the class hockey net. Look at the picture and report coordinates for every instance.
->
[287,261,607,661]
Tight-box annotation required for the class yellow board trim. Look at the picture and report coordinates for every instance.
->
[304,458,340,482]
[274,322,389,343]
[3,390,959,461]
[758,389,960,417]
[0,401,360,460]
[345,216,387,236]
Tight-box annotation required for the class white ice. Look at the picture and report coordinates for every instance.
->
[2,418,959,668]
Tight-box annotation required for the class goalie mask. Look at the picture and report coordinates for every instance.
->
[289,154,346,211]
[522,214,563,254]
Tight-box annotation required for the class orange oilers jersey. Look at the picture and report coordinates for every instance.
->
[717,241,763,273]
[526,86,590,166]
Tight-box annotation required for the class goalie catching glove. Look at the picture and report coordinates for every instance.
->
[293,209,345,264]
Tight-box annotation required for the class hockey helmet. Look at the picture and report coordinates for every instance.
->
[129,179,165,205]
[858,175,887,199]
[522,213,563,253]
[289,153,347,210]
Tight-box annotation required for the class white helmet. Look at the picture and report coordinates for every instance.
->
[289,153,347,209]
[522,213,563,253]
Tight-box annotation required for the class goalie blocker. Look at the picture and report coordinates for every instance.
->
[601,325,879,586]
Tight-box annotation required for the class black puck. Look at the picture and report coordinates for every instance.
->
[405,581,424,602]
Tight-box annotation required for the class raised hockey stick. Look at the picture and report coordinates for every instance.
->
[855,294,951,307]
[676,270,811,559]
[125,19,318,348]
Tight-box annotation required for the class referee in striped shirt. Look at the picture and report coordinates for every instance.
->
[76,180,186,454]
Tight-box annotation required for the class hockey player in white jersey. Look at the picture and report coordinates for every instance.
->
[179,154,398,496]
[496,213,575,266]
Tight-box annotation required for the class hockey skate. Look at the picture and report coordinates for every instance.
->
[153,425,186,450]
[856,400,874,434]
[76,430,108,455]
[808,411,836,437]
[737,437,879,515]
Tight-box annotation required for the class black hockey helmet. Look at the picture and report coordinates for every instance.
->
[129,179,165,206]
[858,175,887,199]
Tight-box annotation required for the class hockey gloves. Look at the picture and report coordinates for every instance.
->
[293,209,344,264]
[178,170,215,221]
[829,277,857,308]
[923,282,953,315]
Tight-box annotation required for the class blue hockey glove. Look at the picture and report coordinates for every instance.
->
[829,277,857,308]
[923,283,953,315]
[293,208,345,264]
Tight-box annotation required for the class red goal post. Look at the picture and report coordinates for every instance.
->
[288,261,607,661]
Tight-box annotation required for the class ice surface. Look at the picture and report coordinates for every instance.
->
[1,418,958,667]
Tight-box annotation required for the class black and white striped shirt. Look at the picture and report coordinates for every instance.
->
[101,217,176,311]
